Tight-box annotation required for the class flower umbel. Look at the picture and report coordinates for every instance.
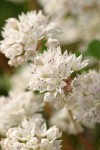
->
[1,118,62,150]
[0,11,60,67]
[29,46,88,109]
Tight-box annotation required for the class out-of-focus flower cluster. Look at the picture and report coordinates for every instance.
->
[0,90,44,137]
[38,0,100,47]
[10,65,32,91]
[67,70,100,126]
[50,107,84,135]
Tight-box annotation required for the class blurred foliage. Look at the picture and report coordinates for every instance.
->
[85,40,100,60]
[0,71,10,95]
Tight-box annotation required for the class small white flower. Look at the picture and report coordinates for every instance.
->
[29,46,88,109]
[1,118,62,150]
[46,126,62,140]
[46,38,59,48]
[72,54,88,71]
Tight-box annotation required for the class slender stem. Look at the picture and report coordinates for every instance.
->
[78,134,95,150]
[68,109,95,150]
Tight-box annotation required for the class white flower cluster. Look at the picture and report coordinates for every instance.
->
[0,90,44,136]
[50,107,84,135]
[0,11,60,66]
[29,46,88,109]
[1,118,62,150]
[69,70,100,125]
[38,0,100,46]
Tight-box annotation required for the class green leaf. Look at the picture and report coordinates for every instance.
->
[39,39,47,54]
[0,72,11,96]
[84,40,100,59]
